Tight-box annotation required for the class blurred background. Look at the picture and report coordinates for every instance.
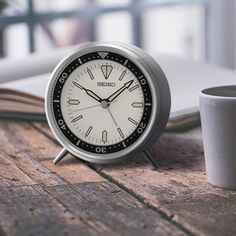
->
[0,0,235,69]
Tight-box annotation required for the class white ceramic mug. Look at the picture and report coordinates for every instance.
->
[199,85,236,190]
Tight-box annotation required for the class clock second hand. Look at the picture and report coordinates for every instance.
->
[71,104,101,113]
[107,107,118,127]
[71,100,118,113]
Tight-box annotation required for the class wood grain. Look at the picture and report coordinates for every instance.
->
[0,185,96,236]
[92,129,236,236]
[32,122,236,236]
[0,121,190,236]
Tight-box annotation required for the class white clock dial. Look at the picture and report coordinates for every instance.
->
[61,59,144,146]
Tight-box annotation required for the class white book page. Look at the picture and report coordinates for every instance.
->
[1,73,50,99]
[157,55,236,116]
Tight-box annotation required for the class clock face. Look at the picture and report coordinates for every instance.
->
[51,51,152,154]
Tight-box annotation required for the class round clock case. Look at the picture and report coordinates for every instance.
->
[45,42,171,164]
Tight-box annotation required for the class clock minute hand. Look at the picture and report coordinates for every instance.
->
[107,80,134,102]
[73,81,102,102]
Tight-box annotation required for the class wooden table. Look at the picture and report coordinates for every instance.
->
[0,120,236,236]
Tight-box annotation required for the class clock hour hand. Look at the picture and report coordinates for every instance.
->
[107,80,134,102]
[73,81,102,102]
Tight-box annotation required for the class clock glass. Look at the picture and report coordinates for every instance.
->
[51,51,152,154]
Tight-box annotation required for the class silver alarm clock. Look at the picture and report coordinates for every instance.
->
[45,42,171,168]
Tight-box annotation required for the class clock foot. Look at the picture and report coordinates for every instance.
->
[142,149,158,170]
[53,148,68,165]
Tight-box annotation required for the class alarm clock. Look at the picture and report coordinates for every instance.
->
[45,42,171,168]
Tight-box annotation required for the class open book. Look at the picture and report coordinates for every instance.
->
[1,54,236,131]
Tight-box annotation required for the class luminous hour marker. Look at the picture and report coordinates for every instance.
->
[54,100,60,103]
[87,68,94,80]
[132,102,143,108]
[76,140,81,145]
[72,115,83,122]
[101,64,113,79]
[67,99,80,105]
[129,84,139,92]
[85,126,93,137]
[124,59,128,65]
[128,117,138,126]
[145,103,152,106]
[102,130,107,142]
[73,81,83,90]
[119,70,126,81]
[117,128,124,138]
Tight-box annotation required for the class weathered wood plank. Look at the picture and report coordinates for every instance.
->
[91,128,236,236]
[46,181,188,236]
[32,122,55,141]
[0,121,190,236]
[0,121,110,235]
[0,182,188,236]
[32,122,236,235]
[0,185,96,236]
[32,122,236,236]
[0,121,64,187]
[0,121,105,185]
[0,151,36,187]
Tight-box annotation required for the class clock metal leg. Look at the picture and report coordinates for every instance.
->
[142,149,158,170]
[53,147,68,165]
